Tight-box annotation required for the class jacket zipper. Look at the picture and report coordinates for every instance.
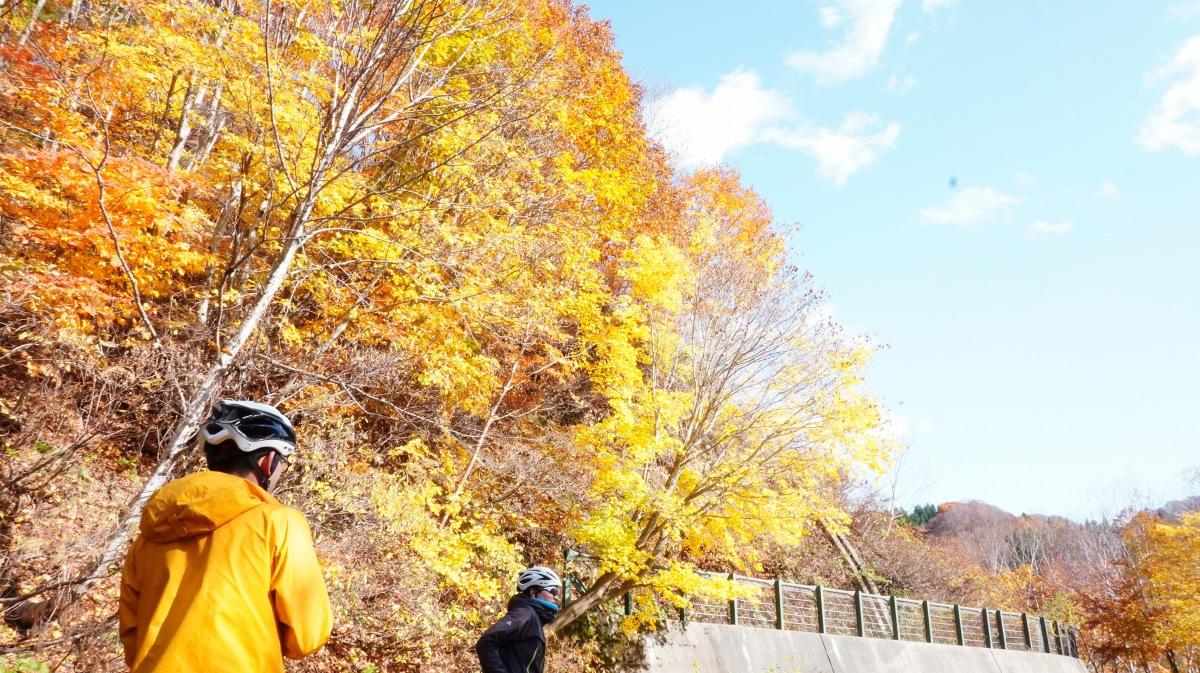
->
[525,645,540,672]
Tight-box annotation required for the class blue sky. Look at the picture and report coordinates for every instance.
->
[582,0,1200,519]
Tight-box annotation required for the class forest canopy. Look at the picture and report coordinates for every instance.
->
[0,0,892,669]
[4,1,1194,672]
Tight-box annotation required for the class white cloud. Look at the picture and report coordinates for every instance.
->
[820,5,844,28]
[1169,1,1200,19]
[646,69,793,166]
[1016,172,1035,186]
[1029,220,1073,237]
[923,0,957,12]
[648,72,900,184]
[762,112,901,185]
[1094,180,1120,203]
[786,0,903,84]
[905,31,921,47]
[885,412,936,441]
[919,187,1022,226]
[887,75,917,94]
[1135,37,1200,154]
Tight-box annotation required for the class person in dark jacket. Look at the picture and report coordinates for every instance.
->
[476,566,561,673]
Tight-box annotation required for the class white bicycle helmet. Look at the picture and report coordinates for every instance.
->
[199,400,296,456]
[517,566,562,592]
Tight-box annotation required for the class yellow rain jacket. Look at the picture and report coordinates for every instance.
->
[119,471,333,672]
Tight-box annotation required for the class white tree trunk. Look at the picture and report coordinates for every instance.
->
[167,79,207,171]
[75,201,313,597]
[16,0,48,45]
[196,179,242,325]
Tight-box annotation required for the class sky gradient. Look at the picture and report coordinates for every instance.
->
[583,0,1200,520]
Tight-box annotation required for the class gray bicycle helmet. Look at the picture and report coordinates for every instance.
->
[198,400,296,456]
[199,400,295,490]
[517,566,562,592]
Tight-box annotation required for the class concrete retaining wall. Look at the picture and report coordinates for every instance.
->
[642,623,1088,673]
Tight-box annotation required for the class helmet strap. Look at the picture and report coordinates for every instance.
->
[244,451,278,491]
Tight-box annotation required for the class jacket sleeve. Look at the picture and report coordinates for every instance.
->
[475,609,524,673]
[118,540,141,667]
[270,507,334,659]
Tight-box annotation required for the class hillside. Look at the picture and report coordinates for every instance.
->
[0,1,892,670]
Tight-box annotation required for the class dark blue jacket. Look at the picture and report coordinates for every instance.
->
[475,594,556,673]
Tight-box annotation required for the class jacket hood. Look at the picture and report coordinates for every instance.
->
[139,471,276,543]
[507,593,557,626]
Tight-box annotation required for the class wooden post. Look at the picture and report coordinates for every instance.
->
[890,596,901,640]
[1022,613,1033,650]
[982,609,993,648]
[775,579,785,630]
[855,591,865,637]
[816,586,827,634]
[997,611,1008,649]
[1053,620,1063,654]
[1040,616,1052,654]
[922,600,933,643]
[954,604,965,646]
[624,591,632,616]
[728,574,738,625]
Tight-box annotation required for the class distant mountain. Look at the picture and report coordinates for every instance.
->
[916,499,1132,571]
[1154,495,1200,522]
[925,501,1019,538]
[917,497,1192,572]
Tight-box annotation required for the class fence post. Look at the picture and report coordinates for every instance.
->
[954,604,965,646]
[816,586,827,634]
[1040,616,1051,654]
[982,609,993,648]
[1068,628,1078,658]
[996,611,1008,650]
[1022,613,1033,650]
[922,600,933,643]
[890,596,900,640]
[855,591,865,637]
[728,574,738,625]
[1053,620,1063,655]
[624,591,632,616]
[775,579,785,630]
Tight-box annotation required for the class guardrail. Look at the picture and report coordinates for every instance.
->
[618,572,1080,658]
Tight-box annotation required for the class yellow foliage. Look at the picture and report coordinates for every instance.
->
[1127,512,1200,653]
[0,0,898,665]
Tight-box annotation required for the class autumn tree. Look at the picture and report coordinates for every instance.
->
[1109,512,1200,673]
[0,0,594,627]
[551,168,893,631]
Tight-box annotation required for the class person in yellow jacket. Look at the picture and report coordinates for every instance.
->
[119,400,333,672]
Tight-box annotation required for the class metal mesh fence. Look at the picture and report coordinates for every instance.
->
[928,603,959,645]
[959,606,989,648]
[638,571,1078,659]
[780,585,819,631]
[859,593,894,640]
[735,577,777,629]
[1000,611,1033,651]
[822,588,859,636]
[895,598,925,642]
[686,594,729,625]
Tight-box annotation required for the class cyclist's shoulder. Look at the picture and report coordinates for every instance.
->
[257,500,308,523]
[505,601,542,627]
[227,498,308,531]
